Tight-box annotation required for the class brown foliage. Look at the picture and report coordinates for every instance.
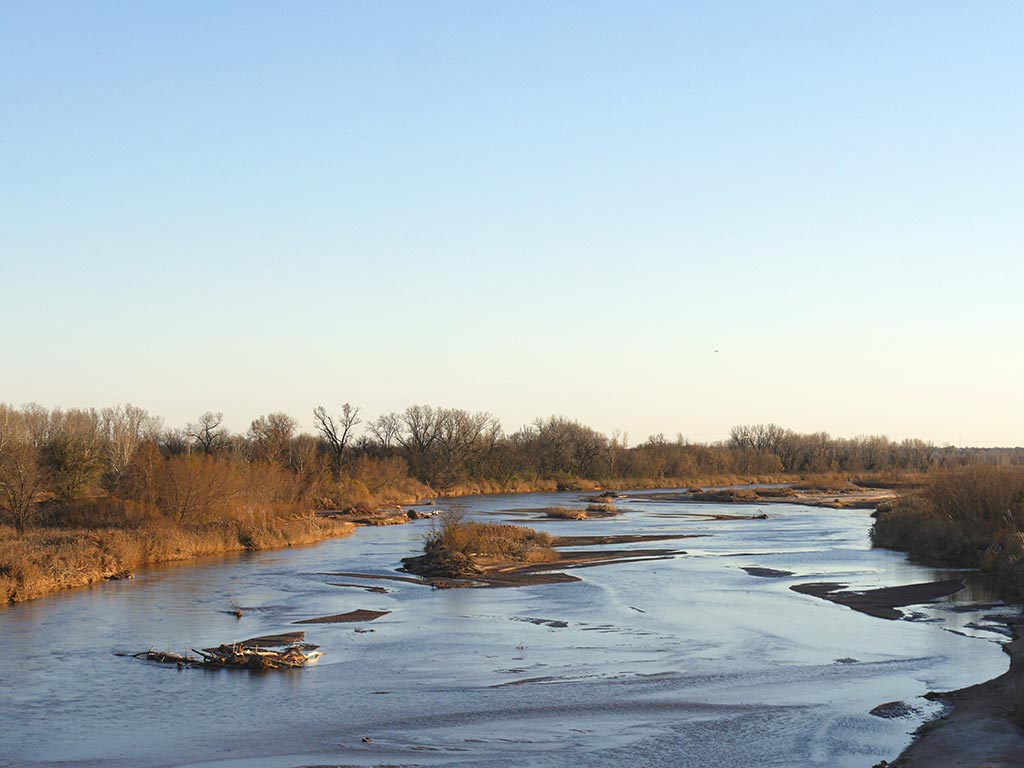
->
[0,514,356,604]
[544,506,588,520]
[0,441,48,533]
[872,466,1024,594]
[424,510,556,564]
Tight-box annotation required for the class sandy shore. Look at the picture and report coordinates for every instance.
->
[785,570,1024,764]
[791,579,967,621]
[400,533,694,588]
[632,487,898,509]
[889,623,1024,767]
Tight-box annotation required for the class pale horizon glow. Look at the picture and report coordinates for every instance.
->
[2,3,1022,448]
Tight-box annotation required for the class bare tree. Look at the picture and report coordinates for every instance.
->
[313,403,361,473]
[43,408,105,500]
[101,403,161,481]
[248,412,297,464]
[367,413,402,450]
[159,454,237,524]
[186,411,228,455]
[434,409,501,482]
[158,428,191,456]
[0,411,47,532]
[399,405,441,454]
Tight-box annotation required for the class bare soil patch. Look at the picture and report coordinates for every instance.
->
[633,487,897,509]
[742,566,795,578]
[791,579,966,620]
[295,609,390,624]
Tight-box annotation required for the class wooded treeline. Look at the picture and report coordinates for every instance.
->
[3,401,1022,534]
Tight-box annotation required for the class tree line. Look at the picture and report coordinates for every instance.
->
[2,401,1021,533]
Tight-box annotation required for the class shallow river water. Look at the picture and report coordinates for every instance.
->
[0,491,1018,768]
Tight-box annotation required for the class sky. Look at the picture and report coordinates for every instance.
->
[1,2,1022,447]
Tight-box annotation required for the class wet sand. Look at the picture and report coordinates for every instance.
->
[402,547,686,588]
[295,609,391,624]
[791,579,967,620]
[742,566,795,578]
[550,533,698,547]
[741,564,1024,763]
[634,487,897,509]
[401,533,690,588]
[325,581,390,593]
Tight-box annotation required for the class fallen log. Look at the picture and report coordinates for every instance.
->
[128,648,199,665]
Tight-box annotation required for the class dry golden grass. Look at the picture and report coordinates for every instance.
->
[544,507,588,520]
[0,514,355,604]
[872,466,1024,596]
[756,486,799,498]
[425,512,556,562]
[791,475,856,492]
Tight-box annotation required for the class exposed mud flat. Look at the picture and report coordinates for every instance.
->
[324,581,390,594]
[742,566,795,578]
[550,533,698,547]
[401,541,687,588]
[791,579,967,620]
[294,609,391,624]
[632,487,897,509]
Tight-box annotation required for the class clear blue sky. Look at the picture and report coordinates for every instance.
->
[2,2,1021,446]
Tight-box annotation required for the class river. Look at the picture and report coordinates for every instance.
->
[0,491,1016,768]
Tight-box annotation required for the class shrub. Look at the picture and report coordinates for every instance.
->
[756,486,798,498]
[872,467,1024,594]
[791,476,855,492]
[424,510,556,563]
[544,507,587,520]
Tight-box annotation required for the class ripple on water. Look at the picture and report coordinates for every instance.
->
[0,493,1013,768]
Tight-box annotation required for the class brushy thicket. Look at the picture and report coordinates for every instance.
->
[0,403,433,603]
[872,466,1024,595]
[423,511,557,570]
[790,476,858,492]
[544,506,588,520]
[4,400,1023,604]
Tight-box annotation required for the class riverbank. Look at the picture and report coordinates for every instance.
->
[0,515,357,604]
[869,467,1024,766]
[401,529,696,588]
[889,623,1024,767]
[633,485,899,509]
[434,472,800,496]
[0,477,902,606]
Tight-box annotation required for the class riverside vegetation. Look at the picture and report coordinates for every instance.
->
[2,401,1023,604]
[871,465,1024,765]
[872,465,1024,597]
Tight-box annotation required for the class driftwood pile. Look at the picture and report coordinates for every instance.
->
[129,632,322,671]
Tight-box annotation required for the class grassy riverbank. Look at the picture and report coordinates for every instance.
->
[1,468,917,605]
[0,400,950,605]
[0,512,357,604]
[872,466,1024,596]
